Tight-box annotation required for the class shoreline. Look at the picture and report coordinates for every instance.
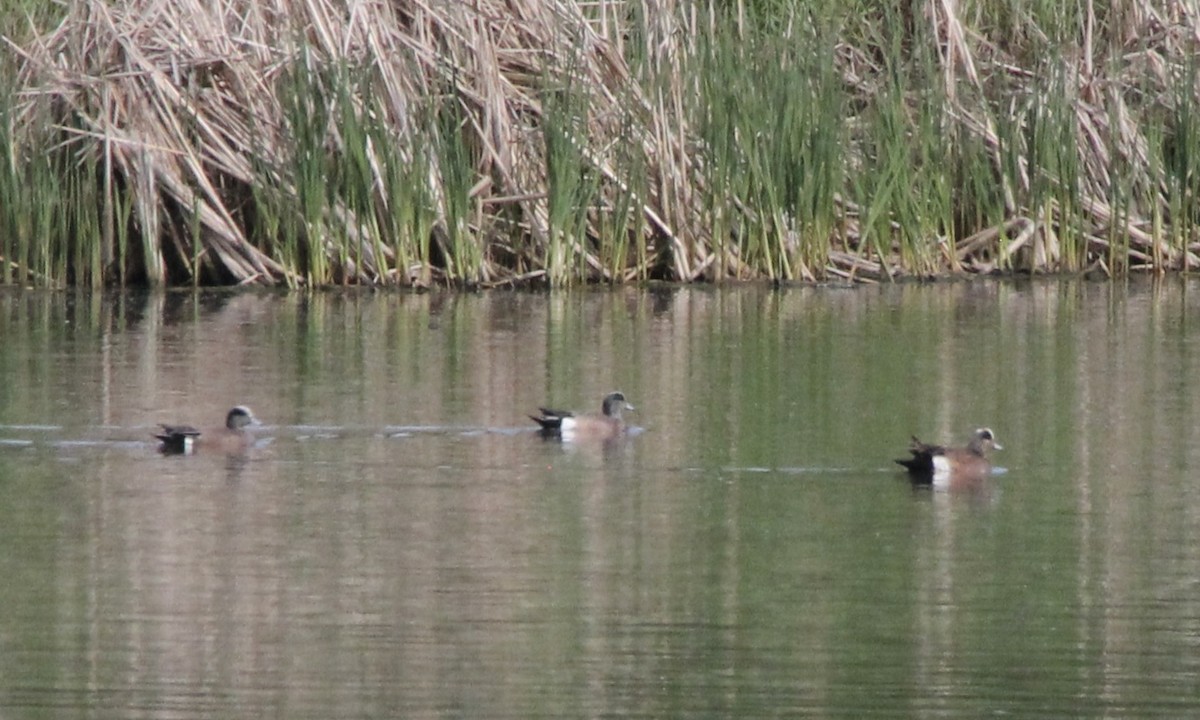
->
[4,1,1199,288]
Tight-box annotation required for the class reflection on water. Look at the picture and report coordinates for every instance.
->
[1,280,1200,717]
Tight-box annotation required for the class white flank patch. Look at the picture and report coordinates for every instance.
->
[183,436,196,454]
[560,417,578,440]
[931,455,951,488]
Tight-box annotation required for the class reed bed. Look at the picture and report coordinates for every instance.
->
[2,0,1199,287]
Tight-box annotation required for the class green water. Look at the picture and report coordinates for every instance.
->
[1,281,1198,717]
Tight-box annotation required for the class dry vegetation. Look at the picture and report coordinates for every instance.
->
[3,0,1200,287]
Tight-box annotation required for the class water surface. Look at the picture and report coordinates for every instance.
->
[2,281,1199,717]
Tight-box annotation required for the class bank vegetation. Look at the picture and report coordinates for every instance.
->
[2,1,1199,287]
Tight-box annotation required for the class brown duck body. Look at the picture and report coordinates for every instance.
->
[530,391,633,441]
[155,406,259,455]
[896,428,1002,488]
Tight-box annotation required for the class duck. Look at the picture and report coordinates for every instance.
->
[895,428,1002,487]
[530,391,633,441]
[155,405,260,455]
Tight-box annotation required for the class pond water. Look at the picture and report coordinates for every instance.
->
[2,280,1200,718]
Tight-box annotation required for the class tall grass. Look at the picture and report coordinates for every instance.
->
[542,58,601,286]
[430,83,485,285]
[0,74,17,287]
[3,0,1200,287]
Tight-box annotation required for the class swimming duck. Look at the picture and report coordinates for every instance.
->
[155,405,260,455]
[530,391,633,441]
[896,428,1002,488]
